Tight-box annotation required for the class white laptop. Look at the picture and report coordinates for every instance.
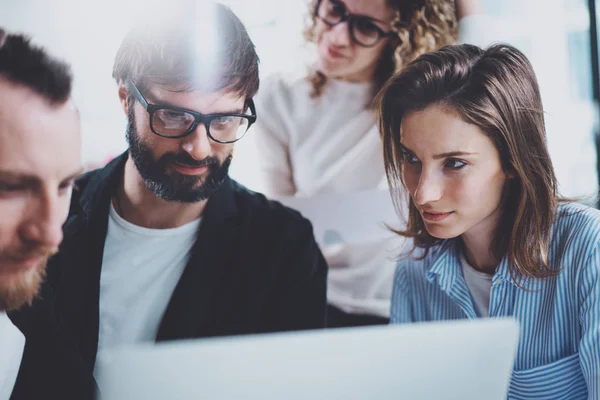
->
[97,318,519,400]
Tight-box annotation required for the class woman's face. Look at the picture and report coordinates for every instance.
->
[399,104,510,245]
[314,0,395,82]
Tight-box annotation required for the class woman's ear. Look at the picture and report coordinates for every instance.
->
[117,83,129,115]
[505,169,517,179]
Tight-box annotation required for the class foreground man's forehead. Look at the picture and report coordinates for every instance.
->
[0,94,82,184]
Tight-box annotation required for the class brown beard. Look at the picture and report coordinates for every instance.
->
[0,247,55,312]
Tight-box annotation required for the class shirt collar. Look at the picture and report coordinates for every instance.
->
[494,256,545,291]
[426,240,462,291]
[426,239,544,292]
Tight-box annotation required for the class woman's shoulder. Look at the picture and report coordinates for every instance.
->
[254,73,317,124]
[257,72,312,103]
[555,201,600,229]
[552,201,600,248]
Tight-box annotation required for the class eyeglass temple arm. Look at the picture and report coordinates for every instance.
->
[126,80,149,109]
[248,99,257,119]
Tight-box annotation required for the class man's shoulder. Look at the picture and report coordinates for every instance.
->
[230,180,312,230]
[57,168,87,207]
[64,168,102,216]
[73,168,99,192]
[70,156,125,212]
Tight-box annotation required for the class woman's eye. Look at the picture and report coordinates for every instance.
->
[445,159,467,169]
[355,18,379,36]
[328,0,345,17]
[402,152,419,164]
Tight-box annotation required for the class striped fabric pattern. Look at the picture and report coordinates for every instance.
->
[390,202,600,399]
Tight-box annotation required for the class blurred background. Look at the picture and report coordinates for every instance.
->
[0,0,598,200]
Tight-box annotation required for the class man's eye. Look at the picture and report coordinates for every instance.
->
[0,183,25,192]
[445,159,467,170]
[214,116,233,125]
[59,180,75,192]
[156,109,189,122]
[164,111,186,119]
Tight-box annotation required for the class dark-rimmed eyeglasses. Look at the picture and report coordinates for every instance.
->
[126,80,257,144]
[316,0,395,48]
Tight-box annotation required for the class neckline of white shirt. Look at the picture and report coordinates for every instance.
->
[326,77,372,93]
[459,252,494,281]
[109,202,202,237]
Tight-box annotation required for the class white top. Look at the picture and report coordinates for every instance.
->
[93,203,201,378]
[459,252,493,317]
[0,312,25,400]
[251,15,505,317]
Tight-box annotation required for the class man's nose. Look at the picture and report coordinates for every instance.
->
[20,191,66,249]
[181,123,212,160]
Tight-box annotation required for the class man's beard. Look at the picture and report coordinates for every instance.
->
[126,110,232,203]
[0,245,54,312]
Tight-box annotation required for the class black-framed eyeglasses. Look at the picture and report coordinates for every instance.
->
[315,0,395,48]
[126,80,257,144]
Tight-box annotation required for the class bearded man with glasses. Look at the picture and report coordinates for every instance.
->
[13,3,327,397]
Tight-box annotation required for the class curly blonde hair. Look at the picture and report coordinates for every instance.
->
[304,0,458,100]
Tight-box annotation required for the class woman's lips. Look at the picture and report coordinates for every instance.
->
[326,46,345,59]
[421,210,454,222]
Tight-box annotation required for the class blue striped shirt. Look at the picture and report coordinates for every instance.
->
[390,202,600,399]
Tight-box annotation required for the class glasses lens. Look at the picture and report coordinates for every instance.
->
[152,109,195,137]
[351,17,381,46]
[209,116,250,143]
[318,0,345,25]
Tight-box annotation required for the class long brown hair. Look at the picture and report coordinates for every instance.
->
[376,43,560,280]
[304,0,457,99]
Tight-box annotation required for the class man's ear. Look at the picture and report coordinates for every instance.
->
[117,82,129,115]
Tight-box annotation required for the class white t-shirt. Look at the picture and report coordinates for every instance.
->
[250,15,504,317]
[93,203,201,377]
[0,312,25,400]
[460,252,493,318]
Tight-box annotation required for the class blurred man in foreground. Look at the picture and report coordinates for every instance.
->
[0,28,83,399]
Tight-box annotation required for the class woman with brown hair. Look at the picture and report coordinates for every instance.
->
[254,0,499,327]
[378,43,599,399]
